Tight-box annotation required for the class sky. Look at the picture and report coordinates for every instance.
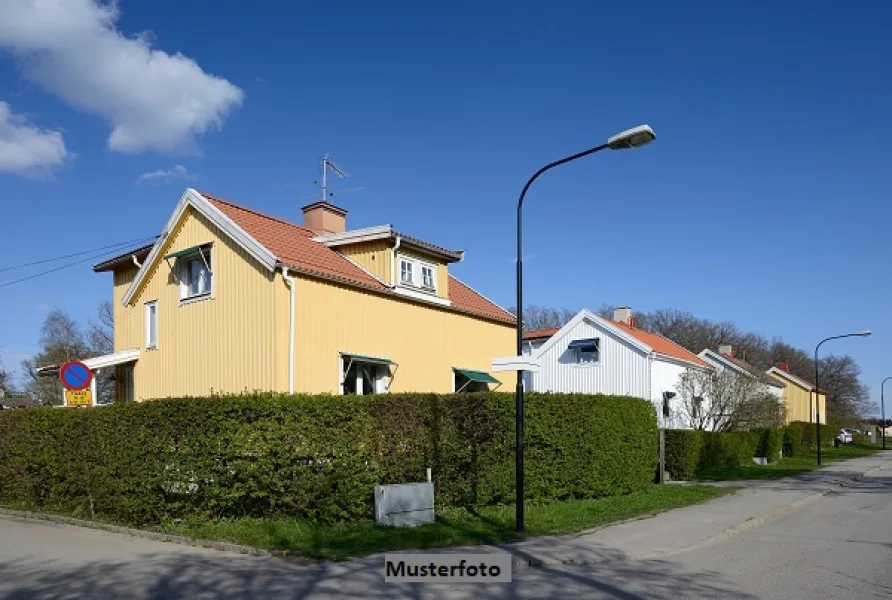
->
[0,1,890,412]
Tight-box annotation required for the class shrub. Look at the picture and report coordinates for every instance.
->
[783,426,803,457]
[663,430,703,480]
[789,421,835,448]
[755,429,784,463]
[0,392,657,526]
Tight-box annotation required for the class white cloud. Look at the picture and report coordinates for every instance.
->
[0,101,70,175]
[0,0,244,155]
[135,164,195,185]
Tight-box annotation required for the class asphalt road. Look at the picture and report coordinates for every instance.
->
[0,466,889,599]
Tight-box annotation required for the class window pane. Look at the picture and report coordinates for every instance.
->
[400,260,412,283]
[422,266,434,288]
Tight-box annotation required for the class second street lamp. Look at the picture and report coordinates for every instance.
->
[814,330,871,465]
[882,377,891,450]
[514,124,656,533]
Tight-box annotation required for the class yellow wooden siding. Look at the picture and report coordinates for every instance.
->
[768,372,827,424]
[437,262,449,299]
[122,207,288,400]
[293,274,514,393]
[338,240,391,283]
[113,266,141,350]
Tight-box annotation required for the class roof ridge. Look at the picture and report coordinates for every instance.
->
[200,191,316,235]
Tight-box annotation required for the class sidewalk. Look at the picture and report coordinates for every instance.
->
[376,450,892,569]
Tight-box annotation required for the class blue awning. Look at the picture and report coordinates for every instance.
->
[568,338,599,350]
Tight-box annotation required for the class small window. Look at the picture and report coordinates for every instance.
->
[400,260,413,285]
[180,249,212,301]
[422,265,435,289]
[662,391,676,418]
[145,301,158,349]
[568,338,599,364]
[692,396,703,420]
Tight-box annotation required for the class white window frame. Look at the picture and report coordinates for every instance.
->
[396,253,438,294]
[178,247,213,304]
[145,301,158,349]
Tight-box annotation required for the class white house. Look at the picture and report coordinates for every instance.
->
[522,307,713,429]
[697,346,785,402]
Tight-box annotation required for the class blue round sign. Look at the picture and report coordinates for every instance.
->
[60,360,93,391]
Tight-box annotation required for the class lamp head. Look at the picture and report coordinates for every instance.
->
[607,124,656,150]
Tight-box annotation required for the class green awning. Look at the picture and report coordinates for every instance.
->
[343,353,394,366]
[454,368,500,385]
[164,243,211,260]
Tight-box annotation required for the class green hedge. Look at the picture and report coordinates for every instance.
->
[663,430,703,480]
[788,421,835,448]
[755,429,784,464]
[664,429,772,479]
[0,392,657,525]
[783,426,803,457]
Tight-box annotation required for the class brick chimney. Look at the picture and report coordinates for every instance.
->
[302,201,347,234]
[613,306,632,325]
[778,361,790,373]
[718,344,734,357]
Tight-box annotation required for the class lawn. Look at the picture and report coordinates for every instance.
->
[159,485,735,561]
[694,444,888,482]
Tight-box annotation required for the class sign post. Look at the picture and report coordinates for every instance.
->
[59,360,94,408]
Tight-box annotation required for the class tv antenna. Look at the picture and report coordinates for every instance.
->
[311,154,364,203]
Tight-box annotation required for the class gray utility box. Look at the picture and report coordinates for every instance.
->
[374,482,435,527]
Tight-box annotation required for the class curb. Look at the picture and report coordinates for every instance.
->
[522,455,892,568]
[0,508,273,558]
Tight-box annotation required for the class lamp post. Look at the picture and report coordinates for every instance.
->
[814,330,871,465]
[514,124,656,533]
[882,377,891,450]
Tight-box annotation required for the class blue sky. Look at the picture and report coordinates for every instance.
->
[0,1,890,411]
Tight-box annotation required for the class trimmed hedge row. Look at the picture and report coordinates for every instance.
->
[788,421,836,448]
[0,392,658,525]
[783,426,803,457]
[664,427,797,480]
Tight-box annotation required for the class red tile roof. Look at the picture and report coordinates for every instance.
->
[612,320,711,368]
[202,193,514,325]
[523,327,561,340]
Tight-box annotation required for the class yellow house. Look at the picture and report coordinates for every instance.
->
[91,188,515,401]
[766,363,827,424]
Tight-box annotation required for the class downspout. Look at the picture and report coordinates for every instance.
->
[389,235,401,288]
[647,352,655,424]
[283,267,295,394]
[132,255,142,268]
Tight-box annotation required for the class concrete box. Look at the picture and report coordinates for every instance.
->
[374,482,435,527]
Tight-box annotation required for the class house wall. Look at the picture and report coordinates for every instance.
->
[292,274,513,393]
[338,240,391,284]
[117,206,288,400]
[767,372,827,424]
[652,359,696,430]
[527,318,650,397]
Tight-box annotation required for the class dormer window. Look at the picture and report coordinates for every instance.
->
[422,266,435,289]
[397,254,437,294]
[400,259,413,285]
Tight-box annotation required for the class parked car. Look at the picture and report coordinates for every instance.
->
[835,428,854,446]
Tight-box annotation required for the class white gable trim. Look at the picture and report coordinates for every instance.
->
[122,189,279,306]
[531,309,652,359]
[697,349,756,378]
[766,366,814,391]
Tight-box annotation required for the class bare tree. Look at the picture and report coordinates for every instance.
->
[0,358,12,398]
[21,310,90,406]
[675,368,713,430]
[675,367,784,432]
[87,301,115,404]
[508,305,576,331]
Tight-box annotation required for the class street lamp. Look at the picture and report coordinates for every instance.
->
[881,377,891,450]
[814,330,871,465]
[514,124,656,533]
